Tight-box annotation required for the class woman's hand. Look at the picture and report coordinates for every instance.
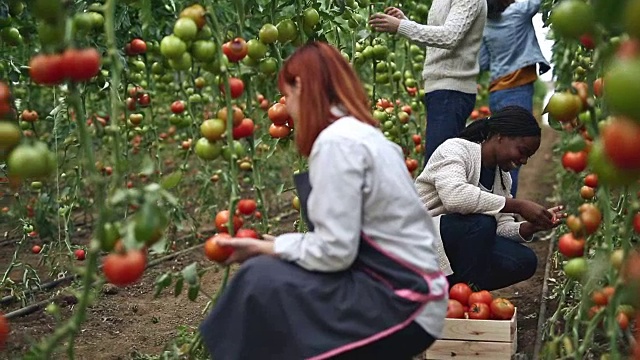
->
[519,205,567,239]
[384,7,407,20]
[369,12,401,33]
[217,237,275,265]
[509,199,554,228]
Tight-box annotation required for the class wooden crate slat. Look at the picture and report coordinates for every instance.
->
[439,307,517,342]
[424,339,514,360]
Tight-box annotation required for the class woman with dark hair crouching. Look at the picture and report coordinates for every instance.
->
[415,106,565,290]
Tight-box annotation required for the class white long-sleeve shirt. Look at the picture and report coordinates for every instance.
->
[397,0,487,94]
[274,116,448,338]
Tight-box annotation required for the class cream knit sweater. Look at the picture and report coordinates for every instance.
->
[414,138,526,275]
[397,0,487,94]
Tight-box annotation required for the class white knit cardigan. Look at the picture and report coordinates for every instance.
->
[414,138,526,275]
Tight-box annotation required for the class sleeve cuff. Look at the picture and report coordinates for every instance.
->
[273,233,304,261]
[397,19,416,38]
[517,222,535,242]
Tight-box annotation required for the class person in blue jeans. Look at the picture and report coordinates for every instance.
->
[415,106,565,290]
[479,0,550,197]
[369,0,487,163]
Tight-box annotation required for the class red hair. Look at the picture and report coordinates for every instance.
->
[278,42,378,157]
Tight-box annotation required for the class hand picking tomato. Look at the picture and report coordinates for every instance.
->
[490,298,515,320]
[468,290,493,307]
[204,233,234,262]
[449,283,473,306]
[446,299,465,319]
[468,302,491,320]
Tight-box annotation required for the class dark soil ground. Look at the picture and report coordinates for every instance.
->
[0,126,560,360]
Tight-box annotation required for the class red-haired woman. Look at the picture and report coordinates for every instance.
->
[199,42,448,360]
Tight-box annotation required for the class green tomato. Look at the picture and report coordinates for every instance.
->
[173,17,198,41]
[259,23,278,44]
[191,40,216,62]
[160,35,187,59]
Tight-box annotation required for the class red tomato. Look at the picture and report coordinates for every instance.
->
[468,290,493,307]
[446,299,465,319]
[411,134,422,145]
[0,313,8,349]
[562,151,588,173]
[602,117,640,170]
[61,48,101,82]
[29,53,65,85]
[237,199,257,215]
[580,207,602,234]
[103,249,147,287]
[634,213,640,234]
[171,100,185,114]
[468,302,491,320]
[204,233,233,262]
[32,245,41,254]
[74,249,86,261]
[617,312,630,330]
[220,77,244,99]
[268,103,290,125]
[584,173,598,188]
[405,158,418,173]
[232,118,255,139]
[215,210,243,233]
[236,228,260,239]
[222,38,248,62]
[269,123,291,138]
[449,283,473,306]
[557,233,585,258]
[490,298,515,320]
[129,38,147,55]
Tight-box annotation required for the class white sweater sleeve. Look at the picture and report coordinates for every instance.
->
[274,141,365,272]
[397,0,484,49]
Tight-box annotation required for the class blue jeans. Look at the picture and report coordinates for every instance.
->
[440,213,537,291]
[489,83,535,197]
[424,90,476,163]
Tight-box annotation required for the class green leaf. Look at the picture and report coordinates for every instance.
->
[174,277,184,297]
[154,273,172,298]
[188,284,199,301]
[160,170,183,190]
[140,156,155,176]
[182,262,199,286]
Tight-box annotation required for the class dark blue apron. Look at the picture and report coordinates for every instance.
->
[200,172,446,359]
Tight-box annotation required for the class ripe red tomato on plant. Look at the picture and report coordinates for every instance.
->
[61,48,101,82]
[29,53,65,85]
[584,173,598,188]
[490,298,515,320]
[0,313,8,349]
[601,117,640,170]
[215,210,243,233]
[468,290,493,307]
[129,38,147,55]
[171,100,185,114]
[579,206,602,234]
[562,151,588,173]
[103,249,147,287]
[74,249,86,261]
[269,123,291,138]
[204,233,233,262]
[268,103,290,125]
[468,302,491,320]
[32,245,41,254]
[232,118,255,139]
[222,38,248,62]
[405,158,418,173]
[449,283,473,306]
[237,199,257,215]
[557,233,585,258]
[446,299,465,319]
[219,77,244,99]
[633,213,640,234]
[411,134,421,145]
[235,228,259,239]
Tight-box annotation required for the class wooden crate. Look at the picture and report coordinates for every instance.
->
[424,308,517,360]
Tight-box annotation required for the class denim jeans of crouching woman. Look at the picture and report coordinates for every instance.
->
[440,213,537,290]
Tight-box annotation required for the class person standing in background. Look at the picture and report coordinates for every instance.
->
[479,0,550,197]
[369,0,488,164]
